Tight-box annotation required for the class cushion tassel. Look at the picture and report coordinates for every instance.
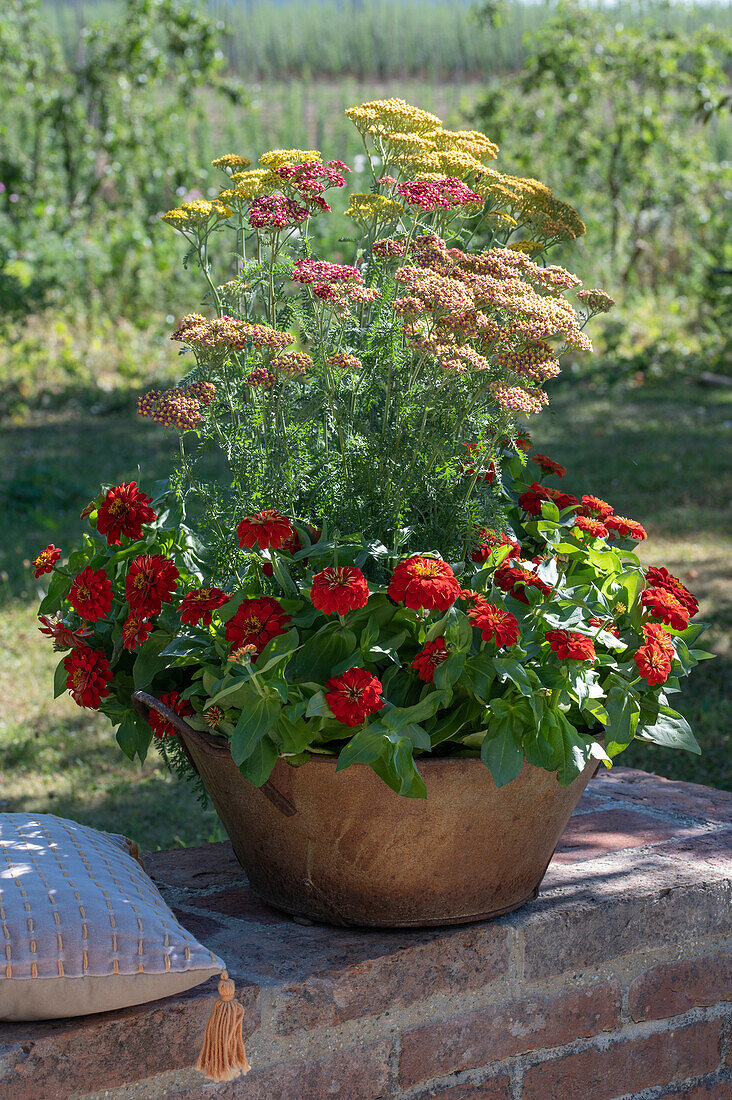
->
[196,971,251,1083]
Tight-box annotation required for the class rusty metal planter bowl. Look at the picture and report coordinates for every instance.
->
[133,691,598,928]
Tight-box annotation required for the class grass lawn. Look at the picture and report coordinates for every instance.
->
[1,378,729,849]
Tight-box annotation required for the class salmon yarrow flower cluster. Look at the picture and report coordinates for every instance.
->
[37,96,709,798]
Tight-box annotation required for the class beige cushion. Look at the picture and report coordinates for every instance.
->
[0,814,223,1021]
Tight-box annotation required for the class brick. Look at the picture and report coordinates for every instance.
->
[573,792,608,813]
[553,808,702,864]
[521,877,732,980]
[144,841,245,890]
[413,1080,512,1100]
[655,1080,732,1099]
[174,1040,393,1099]
[399,982,621,1088]
[521,1018,723,1100]
[653,829,732,872]
[0,979,260,1100]
[591,768,732,824]
[271,922,510,1035]
[629,955,732,1021]
[188,884,287,925]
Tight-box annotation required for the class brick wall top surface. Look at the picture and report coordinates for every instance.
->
[2,767,730,1099]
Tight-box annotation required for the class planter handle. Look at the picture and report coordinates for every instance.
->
[131,690,297,818]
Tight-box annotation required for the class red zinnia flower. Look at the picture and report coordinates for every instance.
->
[125,554,179,617]
[236,510,294,551]
[643,621,675,659]
[459,588,490,610]
[494,562,552,605]
[325,668,384,727]
[470,529,522,564]
[225,596,291,658]
[581,495,614,520]
[518,482,551,516]
[639,587,690,631]
[468,604,520,647]
[412,637,450,682]
[63,648,112,708]
[33,544,61,578]
[387,556,461,611]
[544,486,579,511]
[38,615,93,651]
[605,515,647,542]
[634,643,672,686]
[645,566,698,617]
[96,482,156,546]
[573,515,608,540]
[310,566,369,616]
[68,566,113,622]
[545,629,596,662]
[180,586,230,626]
[531,454,566,478]
[148,691,194,740]
[122,614,153,651]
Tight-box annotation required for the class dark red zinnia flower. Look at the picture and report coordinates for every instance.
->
[325,668,384,727]
[467,604,520,647]
[180,586,230,626]
[634,643,672,686]
[122,613,153,651]
[518,482,551,516]
[605,515,647,542]
[412,637,450,682]
[125,554,179,617]
[645,566,698,617]
[310,566,369,616]
[63,648,112,708]
[545,629,596,662]
[581,494,614,520]
[531,454,566,478]
[573,515,608,540]
[639,586,690,631]
[33,544,61,578]
[96,482,156,546]
[544,486,580,511]
[494,562,551,605]
[38,615,93,651]
[148,691,194,740]
[236,510,294,551]
[225,596,291,657]
[68,566,114,622]
[643,622,675,658]
[387,556,461,611]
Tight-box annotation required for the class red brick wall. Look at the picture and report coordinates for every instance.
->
[2,768,730,1099]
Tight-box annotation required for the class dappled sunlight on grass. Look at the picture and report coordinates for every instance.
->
[0,602,219,848]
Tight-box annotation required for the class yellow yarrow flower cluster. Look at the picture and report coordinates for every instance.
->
[258,149,321,168]
[508,240,544,255]
[211,154,252,174]
[423,129,498,164]
[474,172,585,243]
[161,199,232,232]
[345,98,497,184]
[345,98,442,137]
[344,193,404,227]
[220,169,281,202]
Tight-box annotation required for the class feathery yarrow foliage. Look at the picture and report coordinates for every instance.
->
[35,98,711,799]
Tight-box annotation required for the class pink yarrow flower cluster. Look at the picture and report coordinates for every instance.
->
[248,194,310,230]
[397,177,481,211]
